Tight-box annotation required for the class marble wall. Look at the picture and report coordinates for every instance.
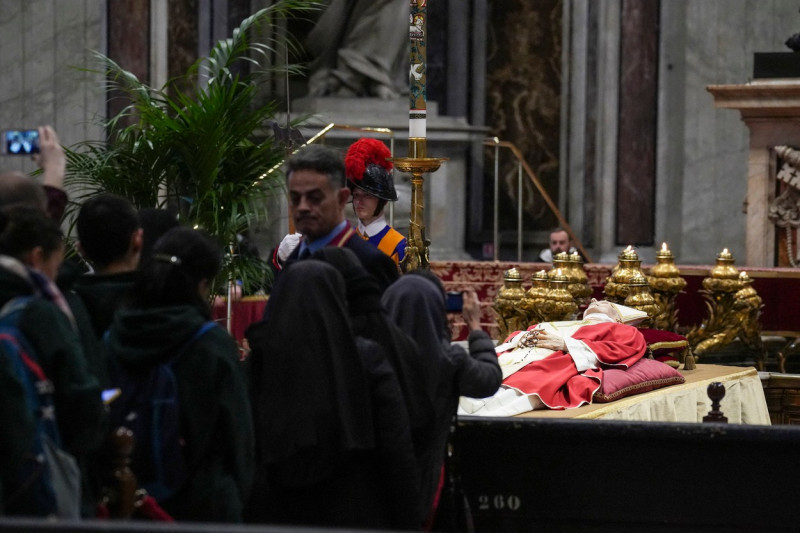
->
[6,0,800,269]
[0,1,106,177]
[567,0,800,265]
[478,0,563,256]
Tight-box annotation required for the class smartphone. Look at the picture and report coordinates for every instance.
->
[102,388,122,405]
[2,129,40,155]
[445,291,463,313]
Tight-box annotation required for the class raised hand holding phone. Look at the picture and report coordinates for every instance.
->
[32,126,66,190]
[460,290,482,332]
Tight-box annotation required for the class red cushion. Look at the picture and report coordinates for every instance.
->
[594,358,685,403]
[638,328,689,361]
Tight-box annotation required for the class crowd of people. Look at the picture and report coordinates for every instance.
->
[0,128,503,530]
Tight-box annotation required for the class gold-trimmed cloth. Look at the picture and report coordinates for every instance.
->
[513,364,770,425]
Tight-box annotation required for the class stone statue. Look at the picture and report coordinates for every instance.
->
[306,0,408,99]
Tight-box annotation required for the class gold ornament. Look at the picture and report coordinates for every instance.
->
[546,268,578,321]
[604,246,645,304]
[687,249,769,368]
[623,272,659,327]
[519,270,550,326]
[492,268,528,341]
[646,242,687,331]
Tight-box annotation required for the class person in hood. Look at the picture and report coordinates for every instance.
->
[104,227,254,522]
[381,270,502,527]
[245,259,418,530]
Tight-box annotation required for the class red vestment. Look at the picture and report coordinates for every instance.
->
[502,322,647,409]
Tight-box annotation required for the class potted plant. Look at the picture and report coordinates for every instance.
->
[64,1,318,296]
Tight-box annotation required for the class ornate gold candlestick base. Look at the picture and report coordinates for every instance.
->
[493,268,528,340]
[687,249,768,369]
[392,137,447,271]
[647,243,687,332]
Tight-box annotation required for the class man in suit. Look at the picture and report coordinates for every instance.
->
[270,144,399,291]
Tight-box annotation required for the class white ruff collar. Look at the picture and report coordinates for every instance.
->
[357,214,388,238]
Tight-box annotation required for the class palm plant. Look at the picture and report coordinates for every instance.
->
[65,1,319,295]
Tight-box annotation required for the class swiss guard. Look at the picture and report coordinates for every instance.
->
[345,137,407,269]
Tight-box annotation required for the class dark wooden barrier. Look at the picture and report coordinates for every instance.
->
[0,517,361,532]
[456,416,800,532]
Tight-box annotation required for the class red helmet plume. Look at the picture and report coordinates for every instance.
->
[344,138,397,201]
[345,138,393,182]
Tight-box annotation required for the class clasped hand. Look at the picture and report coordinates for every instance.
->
[520,327,567,352]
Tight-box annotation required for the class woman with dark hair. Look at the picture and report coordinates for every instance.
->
[0,205,107,517]
[245,259,418,530]
[381,271,502,526]
[105,227,254,522]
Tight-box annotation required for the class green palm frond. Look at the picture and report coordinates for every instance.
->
[197,1,320,85]
[65,0,321,292]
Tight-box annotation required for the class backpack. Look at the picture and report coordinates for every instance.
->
[0,296,81,519]
[108,321,216,502]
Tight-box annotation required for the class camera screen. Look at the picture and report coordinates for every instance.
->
[445,291,463,313]
[3,129,40,155]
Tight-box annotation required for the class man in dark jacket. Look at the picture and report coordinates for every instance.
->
[270,144,399,292]
[71,193,142,339]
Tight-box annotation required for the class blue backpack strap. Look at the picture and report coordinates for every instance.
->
[181,321,216,351]
[192,321,218,342]
[0,295,36,323]
[168,321,218,364]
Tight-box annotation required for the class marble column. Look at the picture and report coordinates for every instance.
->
[707,81,800,266]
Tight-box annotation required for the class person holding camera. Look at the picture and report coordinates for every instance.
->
[381,270,501,528]
[0,125,69,221]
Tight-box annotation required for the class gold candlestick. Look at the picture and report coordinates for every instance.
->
[567,251,593,309]
[546,268,578,321]
[604,246,644,304]
[392,139,446,271]
[623,272,659,327]
[550,252,590,315]
[647,242,686,331]
[732,271,771,371]
[702,248,740,293]
[688,248,753,361]
[492,267,528,340]
[520,270,551,325]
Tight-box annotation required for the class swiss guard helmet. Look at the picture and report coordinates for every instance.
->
[345,138,398,202]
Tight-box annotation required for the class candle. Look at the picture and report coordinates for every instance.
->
[409,0,427,142]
